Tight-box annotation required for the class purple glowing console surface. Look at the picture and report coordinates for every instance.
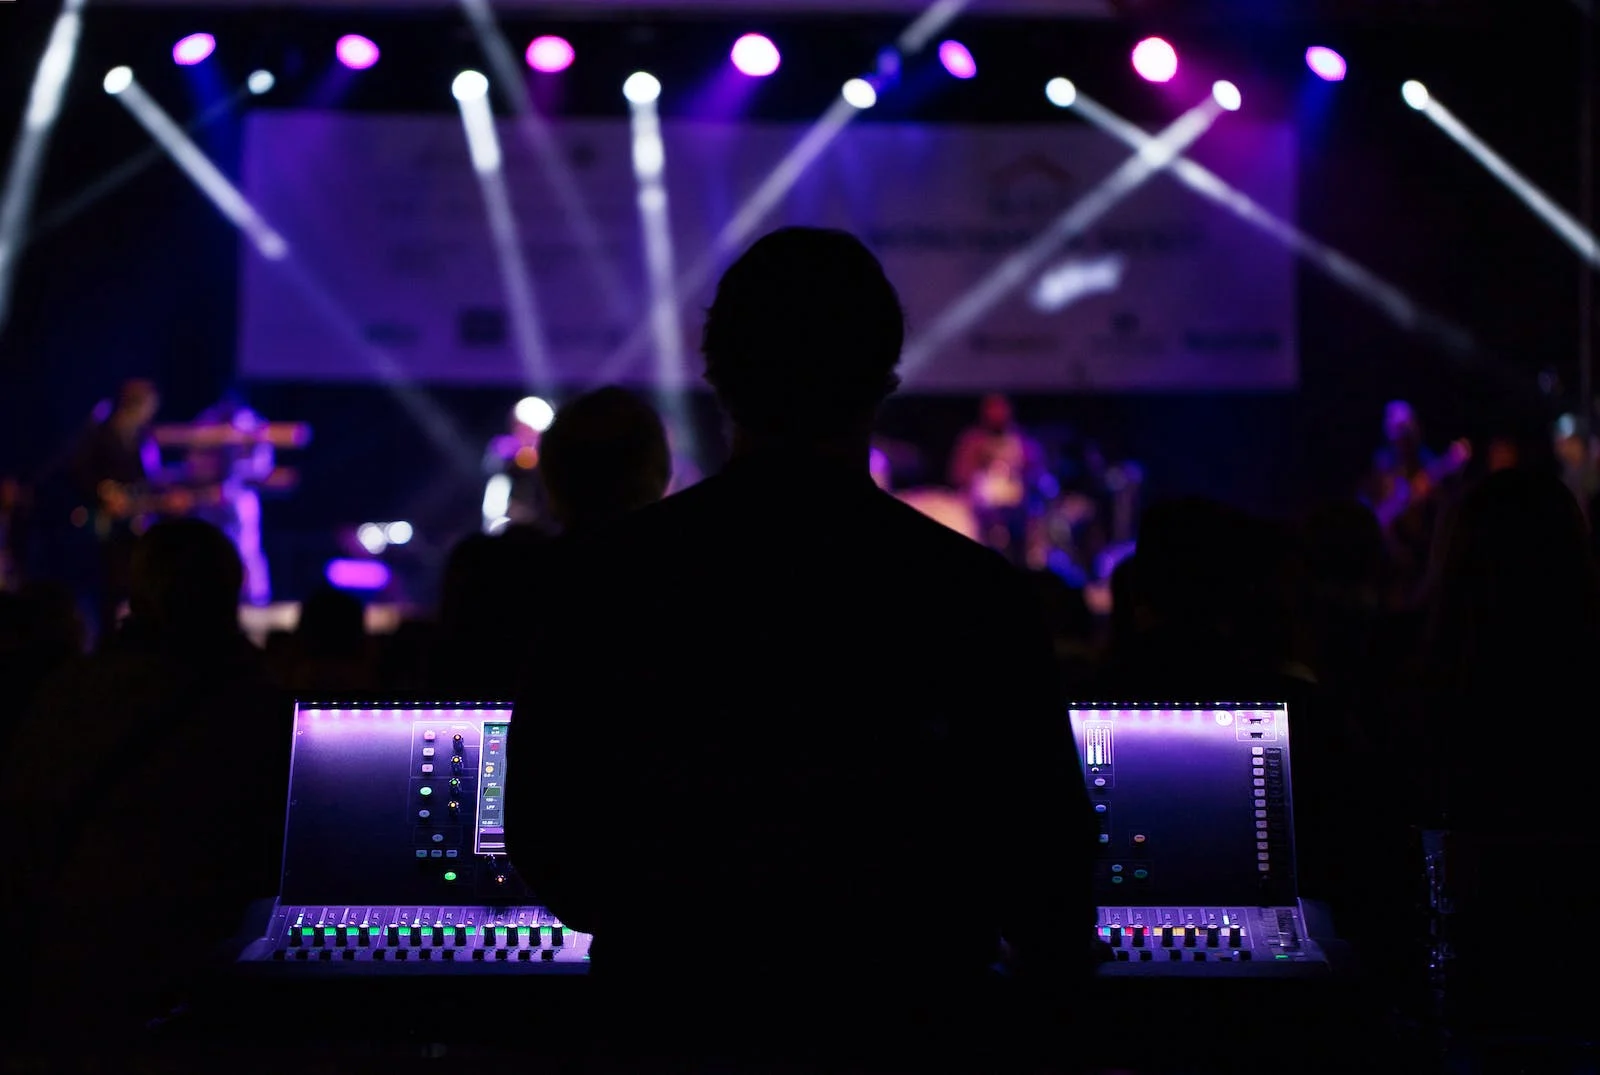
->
[1067,703,1328,974]
[277,703,525,904]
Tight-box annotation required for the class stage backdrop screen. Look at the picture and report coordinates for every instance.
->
[238,113,1297,391]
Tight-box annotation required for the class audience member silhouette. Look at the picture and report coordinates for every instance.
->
[511,227,1095,1068]
[1419,467,1600,1042]
[274,583,374,693]
[538,385,671,534]
[11,519,285,1048]
[432,524,552,696]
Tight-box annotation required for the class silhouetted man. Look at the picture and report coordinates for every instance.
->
[538,386,671,534]
[512,228,1095,1066]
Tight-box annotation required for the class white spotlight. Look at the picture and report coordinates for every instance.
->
[355,522,389,555]
[384,520,414,546]
[247,70,276,95]
[623,71,661,105]
[103,66,134,96]
[1402,80,1429,110]
[1211,80,1242,112]
[453,69,490,102]
[1045,77,1078,109]
[841,78,877,110]
[514,395,555,432]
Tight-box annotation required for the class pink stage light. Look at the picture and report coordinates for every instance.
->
[326,559,389,591]
[172,33,216,66]
[938,40,977,80]
[335,34,380,71]
[526,35,575,73]
[1305,46,1347,82]
[1131,37,1178,83]
[730,33,780,77]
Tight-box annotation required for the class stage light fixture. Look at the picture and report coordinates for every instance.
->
[938,40,976,80]
[623,71,661,105]
[172,33,215,67]
[1212,80,1242,111]
[1131,37,1178,83]
[1045,77,1077,108]
[452,69,489,102]
[731,33,781,77]
[336,34,380,71]
[842,78,877,109]
[1306,46,1346,82]
[103,66,134,96]
[1402,80,1429,110]
[247,70,275,95]
[526,35,575,74]
[385,521,414,546]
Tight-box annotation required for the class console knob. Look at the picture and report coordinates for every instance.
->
[385,924,400,946]
[409,927,422,947]
[1227,926,1243,948]
[454,925,467,946]
[431,925,445,946]
[1107,925,1123,948]
[1183,927,1197,948]
[1206,926,1221,947]
[1159,926,1175,948]
[451,755,464,774]
[1131,927,1146,948]
[453,734,464,753]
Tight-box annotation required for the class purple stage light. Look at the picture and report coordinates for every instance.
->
[1131,36,1178,83]
[526,35,575,73]
[326,558,389,591]
[336,34,380,71]
[172,33,216,67]
[1306,46,1347,82]
[938,40,977,80]
[730,33,780,77]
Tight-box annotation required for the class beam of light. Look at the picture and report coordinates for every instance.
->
[106,70,288,261]
[1069,88,1478,356]
[628,86,688,390]
[458,0,631,323]
[1306,47,1347,82]
[623,71,662,105]
[456,70,553,388]
[1045,77,1078,108]
[900,96,1224,376]
[0,0,88,338]
[591,0,976,383]
[22,81,253,253]
[1410,87,1600,267]
[105,68,481,478]
[1211,80,1242,112]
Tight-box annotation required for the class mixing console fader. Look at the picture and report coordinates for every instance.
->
[236,702,592,975]
[1096,905,1325,976]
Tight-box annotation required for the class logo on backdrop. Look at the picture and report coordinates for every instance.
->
[986,154,1076,220]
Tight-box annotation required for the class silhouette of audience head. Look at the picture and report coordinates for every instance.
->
[297,584,367,660]
[1301,500,1387,608]
[703,227,903,444]
[127,518,242,641]
[539,387,670,530]
[1430,467,1600,683]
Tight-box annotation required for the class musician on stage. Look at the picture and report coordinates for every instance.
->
[182,396,275,605]
[70,379,189,640]
[949,393,1047,567]
[483,399,553,532]
[1363,399,1470,594]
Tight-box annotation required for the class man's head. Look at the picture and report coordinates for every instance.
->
[114,379,160,428]
[1384,400,1419,451]
[702,227,903,443]
[980,393,1013,432]
[129,518,243,640]
[538,386,671,529]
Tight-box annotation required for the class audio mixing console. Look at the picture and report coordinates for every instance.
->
[235,702,592,975]
[1069,704,1332,978]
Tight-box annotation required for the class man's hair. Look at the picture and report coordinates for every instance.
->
[539,386,671,528]
[129,518,242,636]
[702,227,903,437]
